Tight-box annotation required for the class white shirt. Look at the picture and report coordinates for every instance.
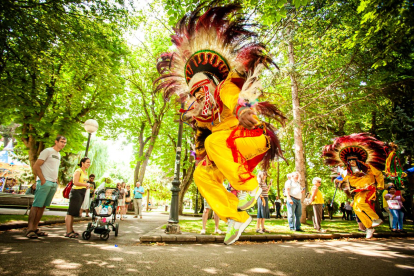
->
[37,147,61,182]
[285,180,302,199]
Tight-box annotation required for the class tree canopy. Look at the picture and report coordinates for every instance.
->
[1,0,413,213]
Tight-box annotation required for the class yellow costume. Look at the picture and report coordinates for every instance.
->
[322,133,388,237]
[155,4,285,244]
[340,163,384,228]
[193,73,270,222]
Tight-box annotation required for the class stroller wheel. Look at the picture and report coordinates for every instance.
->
[100,232,110,241]
[115,223,119,237]
[82,231,91,240]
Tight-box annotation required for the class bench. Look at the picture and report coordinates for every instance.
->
[0,193,34,215]
[147,206,157,211]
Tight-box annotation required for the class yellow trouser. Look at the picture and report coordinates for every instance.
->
[194,130,267,222]
[353,190,379,228]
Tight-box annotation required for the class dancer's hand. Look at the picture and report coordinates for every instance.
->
[239,109,258,129]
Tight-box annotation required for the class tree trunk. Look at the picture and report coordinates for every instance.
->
[178,163,195,215]
[23,134,45,176]
[138,130,159,184]
[288,40,307,224]
[133,123,148,184]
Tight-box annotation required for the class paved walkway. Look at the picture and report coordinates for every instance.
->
[0,208,412,243]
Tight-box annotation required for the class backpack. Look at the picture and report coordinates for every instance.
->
[63,179,73,199]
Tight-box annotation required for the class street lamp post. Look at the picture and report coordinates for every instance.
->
[165,103,184,234]
[83,119,99,157]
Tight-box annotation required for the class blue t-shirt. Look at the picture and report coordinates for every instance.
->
[134,186,144,199]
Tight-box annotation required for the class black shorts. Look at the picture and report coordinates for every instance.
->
[67,189,86,216]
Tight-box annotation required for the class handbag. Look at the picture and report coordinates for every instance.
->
[125,197,131,203]
[62,180,73,199]
[303,192,312,206]
[387,199,401,210]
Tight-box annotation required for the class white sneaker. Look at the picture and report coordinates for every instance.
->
[237,186,262,211]
[372,219,383,227]
[200,229,206,235]
[214,229,223,234]
[366,228,375,239]
[224,215,252,245]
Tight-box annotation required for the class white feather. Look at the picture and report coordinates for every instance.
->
[238,64,265,105]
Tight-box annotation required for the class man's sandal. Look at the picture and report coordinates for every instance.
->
[26,230,38,239]
[34,229,48,236]
[64,232,78,238]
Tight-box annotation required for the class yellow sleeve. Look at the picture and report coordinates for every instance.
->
[219,72,242,113]
[370,165,384,190]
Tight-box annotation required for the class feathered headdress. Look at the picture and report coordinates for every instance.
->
[154,3,274,101]
[322,133,388,171]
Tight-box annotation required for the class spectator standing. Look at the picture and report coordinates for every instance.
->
[256,171,272,233]
[123,184,131,218]
[133,182,144,219]
[79,174,95,218]
[344,201,353,220]
[200,198,223,234]
[340,202,346,220]
[285,172,305,231]
[385,186,406,233]
[382,183,397,229]
[310,177,326,232]
[116,183,126,220]
[327,202,334,220]
[65,157,90,238]
[87,174,96,216]
[26,136,67,239]
[275,196,282,218]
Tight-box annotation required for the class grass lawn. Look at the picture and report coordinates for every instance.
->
[167,218,414,235]
[49,205,69,210]
[0,214,63,224]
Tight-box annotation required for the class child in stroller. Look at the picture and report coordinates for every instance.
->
[82,188,119,240]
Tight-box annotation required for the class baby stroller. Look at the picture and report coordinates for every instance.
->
[82,188,119,241]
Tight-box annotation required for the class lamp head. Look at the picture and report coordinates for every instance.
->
[84,119,99,134]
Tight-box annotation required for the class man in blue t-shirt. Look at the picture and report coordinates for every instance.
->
[133,182,145,219]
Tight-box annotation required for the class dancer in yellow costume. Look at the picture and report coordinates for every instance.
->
[322,133,387,238]
[155,3,285,245]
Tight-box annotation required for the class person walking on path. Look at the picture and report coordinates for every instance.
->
[285,172,305,231]
[65,157,90,238]
[256,171,272,233]
[133,182,144,219]
[200,198,223,234]
[310,177,326,232]
[275,196,282,218]
[26,136,67,239]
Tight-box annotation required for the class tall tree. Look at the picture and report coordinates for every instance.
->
[0,1,131,173]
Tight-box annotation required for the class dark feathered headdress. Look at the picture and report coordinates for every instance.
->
[322,133,388,171]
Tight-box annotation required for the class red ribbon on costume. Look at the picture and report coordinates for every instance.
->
[226,126,265,184]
